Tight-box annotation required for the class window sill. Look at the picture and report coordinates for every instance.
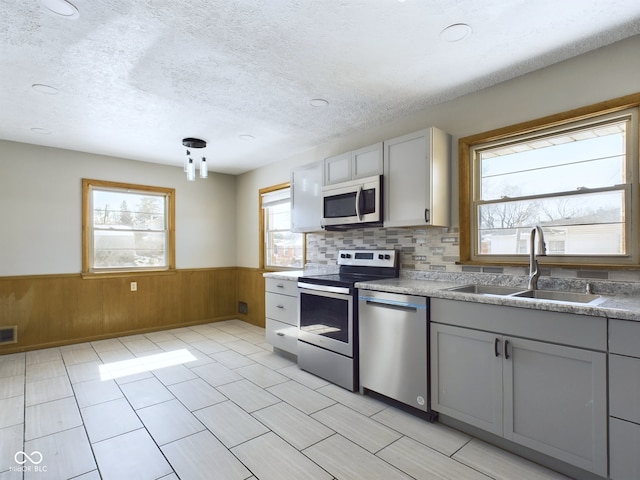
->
[81,269,177,280]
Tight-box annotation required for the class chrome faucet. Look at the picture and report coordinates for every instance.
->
[527,226,547,290]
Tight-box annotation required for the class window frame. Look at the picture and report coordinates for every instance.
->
[259,182,305,271]
[459,93,640,269]
[82,179,176,276]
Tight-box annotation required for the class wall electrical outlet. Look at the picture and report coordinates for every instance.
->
[130,281,137,292]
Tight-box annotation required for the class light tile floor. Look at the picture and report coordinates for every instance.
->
[0,319,573,480]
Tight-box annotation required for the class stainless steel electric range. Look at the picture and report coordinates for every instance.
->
[297,249,399,391]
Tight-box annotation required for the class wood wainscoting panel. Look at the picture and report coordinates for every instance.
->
[236,268,266,328]
[180,270,212,324]
[0,275,104,348]
[102,274,183,335]
[0,268,241,354]
[211,268,238,320]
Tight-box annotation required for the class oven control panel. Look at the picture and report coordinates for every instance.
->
[337,249,397,268]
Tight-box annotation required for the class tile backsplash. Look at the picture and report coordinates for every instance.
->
[305,227,640,283]
[306,227,461,271]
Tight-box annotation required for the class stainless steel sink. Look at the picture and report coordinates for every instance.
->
[446,284,524,296]
[512,289,604,305]
[445,284,605,305]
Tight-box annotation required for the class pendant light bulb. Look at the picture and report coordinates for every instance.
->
[200,157,208,179]
[186,158,196,181]
[184,150,190,172]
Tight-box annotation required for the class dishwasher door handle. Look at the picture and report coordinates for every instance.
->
[362,298,421,313]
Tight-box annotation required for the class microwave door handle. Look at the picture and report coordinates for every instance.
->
[355,186,362,219]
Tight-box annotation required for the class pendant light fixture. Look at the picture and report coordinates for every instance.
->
[182,137,208,181]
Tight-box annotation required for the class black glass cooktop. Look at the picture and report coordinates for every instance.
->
[299,265,398,288]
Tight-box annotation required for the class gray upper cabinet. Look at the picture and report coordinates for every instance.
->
[291,161,323,233]
[324,142,383,185]
[431,299,607,477]
[383,127,450,227]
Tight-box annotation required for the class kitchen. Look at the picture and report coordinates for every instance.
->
[2,2,640,479]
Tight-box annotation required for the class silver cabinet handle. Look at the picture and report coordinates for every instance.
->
[276,332,285,337]
[276,305,285,309]
[276,283,285,288]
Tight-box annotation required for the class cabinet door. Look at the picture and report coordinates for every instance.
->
[384,129,429,227]
[291,161,323,232]
[352,142,383,180]
[503,337,607,477]
[430,323,503,435]
[383,128,449,227]
[324,152,351,185]
[610,417,640,480]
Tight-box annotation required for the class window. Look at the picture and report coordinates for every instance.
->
[260,184,304,269]
[460,95,640,267]
[82,179,175,274]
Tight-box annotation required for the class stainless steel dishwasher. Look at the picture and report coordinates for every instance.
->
[358,290,435,419]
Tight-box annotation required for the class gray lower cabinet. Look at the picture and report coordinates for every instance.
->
[265,278,298,356]
[431,299,608,477]
[430,324,503,434]
[609,318,640,480]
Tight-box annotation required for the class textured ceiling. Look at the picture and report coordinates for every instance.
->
[1,0,640,175]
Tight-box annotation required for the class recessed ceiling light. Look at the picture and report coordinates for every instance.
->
[37,0,79,19]
[31,127,51,134]
[310,98,329,107]
[440,23,472,43]
[239,134,255,141]
[32,84,59,95]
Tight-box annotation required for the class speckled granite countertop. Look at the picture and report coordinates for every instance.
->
[263,269,640,321]
[356,277,640,322]
[263,270,304,280]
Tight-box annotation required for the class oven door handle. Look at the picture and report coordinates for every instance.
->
[298,282,351,295]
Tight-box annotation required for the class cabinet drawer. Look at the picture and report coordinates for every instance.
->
[265,277,299,297]
[610,354,640,423]
[609,319,640,357]
[266,292,298,325]
[610,417,640,480]
[265,318,298,355]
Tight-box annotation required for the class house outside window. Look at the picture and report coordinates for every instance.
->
[261,185,304,269]
[82,179,175,274]
[460,97,639,268]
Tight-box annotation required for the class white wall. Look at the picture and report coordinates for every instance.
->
[0,140,237,276]
[236,35,640,268]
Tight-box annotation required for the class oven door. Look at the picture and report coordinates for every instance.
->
[321,175,381,228]
[298,284,354,357]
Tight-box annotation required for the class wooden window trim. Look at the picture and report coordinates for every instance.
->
[458,92,640,269]
[82,178,176,276]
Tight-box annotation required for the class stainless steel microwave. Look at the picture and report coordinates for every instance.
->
[321,175,382,229]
